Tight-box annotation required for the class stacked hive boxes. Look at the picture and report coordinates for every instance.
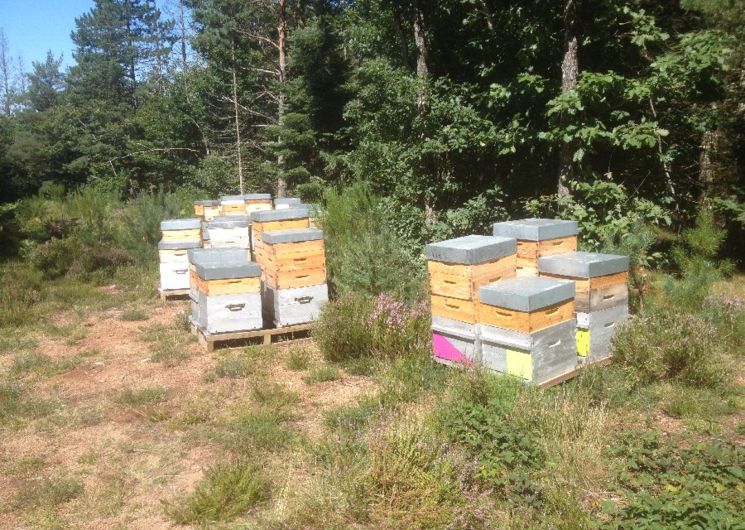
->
[538,252,629,363]
[492,219,577,277]
[203,216,251,251]
[478,278,577,384]
[260,228,329,326]
[426,235,517,366]
[190,250,262,334]
[274,197,302,210]
[159,219,202,292]
[187,248,246,325]
[244,193,273,214]
[193,200,221,221]
[251,207,310,266]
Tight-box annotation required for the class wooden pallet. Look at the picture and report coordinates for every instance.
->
[159,288,190,301]
[538,357,612,389]
[194,322,314,352]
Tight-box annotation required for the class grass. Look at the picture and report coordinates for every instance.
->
[302,365,341,384]
[9,351,81,378]
[285,347,311,371]
[119,309,149,321]
[15,476,84,509]
[114,386,168,407]
[170,460,271,524]
[0,381,57,425]
[0,337,38,355]
[140,322,193,366]
[215,354,254,378]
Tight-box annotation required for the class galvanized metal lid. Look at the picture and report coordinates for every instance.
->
[492,218,578,241]
[250,207,310,222]
[479,277,575,312]
[193,200,220,206]
[244,193,272,201]
[188,247,247,264]
[160,218,202,230]
[262,228,323,245]
[194,259,261,280]
[206,216,251,228]
[538,251,629,278]
[220,195,246,204]
[158,240,202,250]
[425,235,516,265]
[273,197,302,206]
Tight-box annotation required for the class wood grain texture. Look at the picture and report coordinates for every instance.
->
[265,267,327,289]
[541,271,628,312]
[516,236,577,259]
[158,249,190,263]
[221,203,247,215]
[194,275,261,296]
[478,300,574,333]
[161,229,201,242]
[427,255,515,300]
[193,204,204,217]
[430,294,478,323]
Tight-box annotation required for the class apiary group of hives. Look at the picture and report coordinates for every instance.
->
[157,195,327,339]
[426,219,629,385]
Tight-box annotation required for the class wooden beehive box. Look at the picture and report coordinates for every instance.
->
[204,216,251,251]
[220,195,248,216]
[158,240,201,291]
[261,228,326,290]
[187,248,248,324]
[160,218,202,244]
[479,277,577,384]
[191,254,263,334]
[538,252,629,313]
[251,207,311,263]
[492,218,578,277]
[193,200,220,220]
[245,193,273,214]
[425,235,517,324]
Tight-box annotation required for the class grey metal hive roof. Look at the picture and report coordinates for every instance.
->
[425,235,516,264]
[193,200,220,206]
[160,218,202,230]
[206,216,251,228]
[262,228,323,245]
[158,240,202,250]
[479,277,575,312]
[188,247,247,265]
[250,207,310,222]
[194,260,261,280]
[538,251,629,278]
[274,197,302,205]
[492,218,578,241]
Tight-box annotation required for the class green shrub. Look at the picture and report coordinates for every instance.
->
[612,312,728,388]
[303,365,341,384]
[0,264,43,328]
[171,460,271,524]
[315,292,375,362]
[322,182,425,300]
[27,237,80,279]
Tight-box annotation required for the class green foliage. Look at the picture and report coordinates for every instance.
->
[114,386,168,407]
[215,354,254,379]
[321,182,425,300]
[170,460,271,524]
[315,292,375,362]
[285,348,311,371]
[15,476,84,509]
[612,311,728,389]
[601,432,745,529]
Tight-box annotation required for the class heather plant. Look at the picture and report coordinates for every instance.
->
[315,292,375,362]
[367,293,430,358]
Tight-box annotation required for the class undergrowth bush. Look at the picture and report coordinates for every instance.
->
[612,312,728,389]
[322,182,425,300]
[316,292,430,362]
[0,265,43,327]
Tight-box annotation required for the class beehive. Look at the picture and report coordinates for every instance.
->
[193,200,220,221]
[204,216,251,251]
[479,277,576,384]
[220,195,248,216]
[244,193,273,214]
[160,218,201,244]
[260,228,328,327]
[191,253,263,334]
[492,218,577,277]
[425,235,517,366]
[273,197,302,210]
[538,252,629,362]
[187,248,246,324]
[251,207,311,264]
[158,240,201,291]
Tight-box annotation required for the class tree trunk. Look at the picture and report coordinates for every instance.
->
[230,39,244,195]
[178,0,190,102]
[557,0,579,197]
[413,4,436,223]
[0,30,12,116]
[276,0,288,199]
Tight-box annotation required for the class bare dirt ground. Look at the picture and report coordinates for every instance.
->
[0,294,375,529]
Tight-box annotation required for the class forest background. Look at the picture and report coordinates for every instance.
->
[0,0,743,264]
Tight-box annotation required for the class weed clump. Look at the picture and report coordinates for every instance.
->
[170,460,271,524]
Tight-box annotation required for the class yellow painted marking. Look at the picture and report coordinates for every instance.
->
[506,349,532,381]
[576,329,590,357]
